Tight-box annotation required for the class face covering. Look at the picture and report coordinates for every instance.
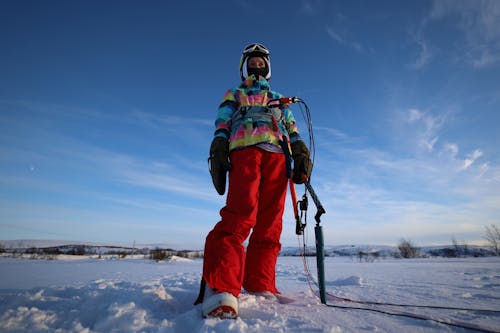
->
[247,66,269,79]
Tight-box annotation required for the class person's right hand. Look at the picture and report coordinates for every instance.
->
[209,137,231,195]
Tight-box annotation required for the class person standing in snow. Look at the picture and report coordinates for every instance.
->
[199,43,312,318]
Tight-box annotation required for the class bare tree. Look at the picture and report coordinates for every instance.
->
[397,238,420,258]
[357,251,366,263]
[451,236,460,257]
[484,224,500,256]
[451,236,468,257]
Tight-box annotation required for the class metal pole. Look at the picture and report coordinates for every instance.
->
[315,225,326,304]
[304,180,327,304]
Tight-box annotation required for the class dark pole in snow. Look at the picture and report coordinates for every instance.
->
[304,180,327,304]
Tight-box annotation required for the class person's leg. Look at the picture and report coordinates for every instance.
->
[203,147,263,296]
[243,151,287,293]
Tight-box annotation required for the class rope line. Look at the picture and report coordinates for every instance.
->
[325,303,500,333]
[296,237,500,332]
[327,293,500,313]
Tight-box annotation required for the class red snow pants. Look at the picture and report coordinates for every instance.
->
[203,146,288,297]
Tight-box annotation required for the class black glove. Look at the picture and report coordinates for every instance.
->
[290,140,312,184]
[209,137,231,195]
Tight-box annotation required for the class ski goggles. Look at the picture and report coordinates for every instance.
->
[243,43,269,55]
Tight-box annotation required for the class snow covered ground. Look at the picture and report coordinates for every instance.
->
[0,255,499,332]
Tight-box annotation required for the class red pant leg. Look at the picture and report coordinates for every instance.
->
[243,150,287,293]
[203,147,263,297]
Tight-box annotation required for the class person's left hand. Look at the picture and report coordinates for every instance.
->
[290,140,312,184]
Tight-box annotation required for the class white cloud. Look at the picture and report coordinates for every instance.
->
[400,108,490,177]
[407,108,422,122]
[461,159,473,170]
[404,108,447,152]
[443,143,459,157]
[313,138,499,245]
[429,0,500,68]
[479,162,490,177]
[315,126,352,142]
[470,149,483,160]
[312,94,500,244]
[407,0,500,68]
[420,136,439,152]
[461,149,483,171]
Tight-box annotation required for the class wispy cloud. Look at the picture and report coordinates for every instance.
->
[0,99,216,202]
[51,136,215,202]
[130,110,212,130]
[428,0,500,68]
[326,27,343,43]
[326,26,365,53]
[404,108,448,152]
[311,98,498,245]
[300,0,323,16]
[315,126,356,143]
[407,36,431,70]
[406,0,500,69]
[396,107,493,180]
[442,143,458,158]
[460,149,483,171]
[0,98,213,145]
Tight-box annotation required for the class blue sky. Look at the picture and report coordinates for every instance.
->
[1,0,499,248]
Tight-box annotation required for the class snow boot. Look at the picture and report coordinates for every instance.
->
[201,289,238,319]
[196,278,238,319]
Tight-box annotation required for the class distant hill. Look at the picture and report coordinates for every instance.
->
[0,239,188,250]
[0,239,203,259]
[280,244,495,258]
[1,240,496,258]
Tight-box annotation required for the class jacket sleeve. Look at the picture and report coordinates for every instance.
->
[282,106,301,143]
[214,89,238,140]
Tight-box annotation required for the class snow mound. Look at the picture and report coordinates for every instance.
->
[167,255,193,262]
[330,275,363,286]
[0,307,57,331]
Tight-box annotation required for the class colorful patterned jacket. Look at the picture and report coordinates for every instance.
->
[214,75,300,152]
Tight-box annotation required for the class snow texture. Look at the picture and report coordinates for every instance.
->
[0,256,499,332]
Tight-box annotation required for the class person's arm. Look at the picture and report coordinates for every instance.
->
[283,107,312,184]
[209,89,237,195]
[214,89,237,139]
[282,106,300,143]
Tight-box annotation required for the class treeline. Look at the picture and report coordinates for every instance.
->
[280,243,497,260]
[0,244,203,260]
[149,248,203,260]
[396,238,494,258]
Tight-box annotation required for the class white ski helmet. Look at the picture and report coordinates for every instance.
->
[239,43,271,81]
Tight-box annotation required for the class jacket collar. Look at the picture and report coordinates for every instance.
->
[240,75,270,90]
